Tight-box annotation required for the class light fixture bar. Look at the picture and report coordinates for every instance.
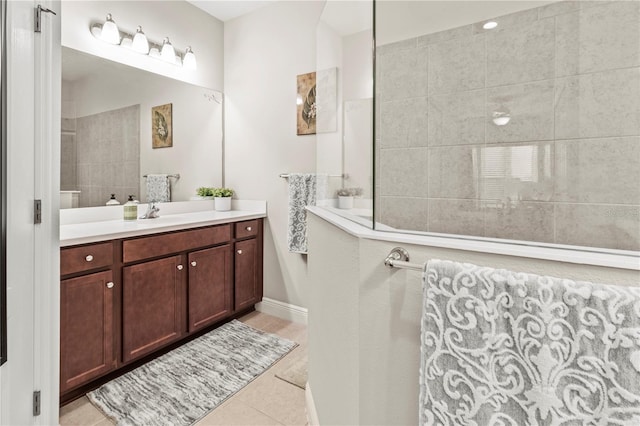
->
[89,14,197,70]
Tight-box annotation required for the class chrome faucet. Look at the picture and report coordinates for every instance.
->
[139,202,160,219]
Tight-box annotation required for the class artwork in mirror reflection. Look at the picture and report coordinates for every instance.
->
[61,47,223,208]
[375,0,640,251]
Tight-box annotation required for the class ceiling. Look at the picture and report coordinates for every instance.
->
[186,0,277,22]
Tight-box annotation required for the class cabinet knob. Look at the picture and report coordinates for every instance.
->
[85,255,94,262]
[246,226,252,231]
[106,282,114,289]
[237,249,243,255]
[177,265,183,270]
[191,261,197,267]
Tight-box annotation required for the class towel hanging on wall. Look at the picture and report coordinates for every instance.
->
[287,173,326,254]
[145,174,171,203]
[420,259,640,425]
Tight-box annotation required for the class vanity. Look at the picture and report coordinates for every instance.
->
[59,202,265,402]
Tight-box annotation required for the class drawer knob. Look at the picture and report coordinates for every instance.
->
[106,282,114,289]
[246,226,252,231]
[177,265,183,271]
[237,250,243,255]
[191,261,197,267]
[85,255,94,262]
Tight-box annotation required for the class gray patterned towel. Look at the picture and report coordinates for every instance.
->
[420,259,640,426]
[146,174,170,202]
[287,173,325,253]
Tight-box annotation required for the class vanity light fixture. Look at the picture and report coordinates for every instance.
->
[131,26,149,54]
[90,13,197,69]
[160,37,176,64]
[183,46,197,70]
[483,21,498,30]
[100,13,120,44]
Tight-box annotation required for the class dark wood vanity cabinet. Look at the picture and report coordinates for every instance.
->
[122,255,186,363]
[234,220,263,311]
[59,218,263,399]
[60,269,115,393]
[188,245,233,332]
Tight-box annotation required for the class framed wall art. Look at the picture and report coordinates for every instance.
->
[152,103,173,148]
[297,71,316,135]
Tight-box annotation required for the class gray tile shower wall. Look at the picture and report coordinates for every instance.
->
[60,118,77,191]
[375,1,640,251]
[75,105,140,207]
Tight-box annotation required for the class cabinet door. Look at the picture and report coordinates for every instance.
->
[234,238,260,311]
[60,270,114,393]
[122,255,185,363]
[188,245,232,332]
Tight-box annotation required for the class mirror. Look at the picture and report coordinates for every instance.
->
[315,1,373,217]
[61,47,223,208]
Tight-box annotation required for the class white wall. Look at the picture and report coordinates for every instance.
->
[307,213,640,425]
[61,0,223,90]
[224,0,325,308]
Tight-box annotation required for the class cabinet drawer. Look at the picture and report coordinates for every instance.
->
[123,224,231,263]
[235,220,259,239]
[61,242,113,276]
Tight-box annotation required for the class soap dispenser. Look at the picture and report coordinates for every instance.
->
[123,195,138,221]
[106,194,120,206]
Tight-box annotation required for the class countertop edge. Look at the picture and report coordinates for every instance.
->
[60,212,266,247]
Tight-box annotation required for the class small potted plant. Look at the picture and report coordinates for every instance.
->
[212,187,234,211]
[336,187,362,209]
[195,187,215,200]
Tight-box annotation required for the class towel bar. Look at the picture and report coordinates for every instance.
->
[143,174,180,179]
[279,173,347,179]
[384,247,424,271]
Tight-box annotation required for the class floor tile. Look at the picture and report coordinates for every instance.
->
[59,396,107,426]
[236,372,307,426]
[196,399,283,426]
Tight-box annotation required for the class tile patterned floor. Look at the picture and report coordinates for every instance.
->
[59,312,308,426]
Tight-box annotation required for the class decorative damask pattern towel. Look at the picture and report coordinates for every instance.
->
[420,259,640,426]
[287,173,325,254]
[146,174,170,203]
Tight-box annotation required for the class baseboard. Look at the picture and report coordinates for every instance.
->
[256,297,308,325]
[305,383,320,426]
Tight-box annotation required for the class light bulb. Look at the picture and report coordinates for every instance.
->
[131,26,149,54]
[483,21,498,30]
[100,13,120,45]
[492,108,511,126]
[161,37,176,64]
[183,46,197,70]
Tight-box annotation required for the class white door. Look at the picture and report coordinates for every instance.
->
[1,1,60,424]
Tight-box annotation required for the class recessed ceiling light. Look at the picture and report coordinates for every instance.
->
[483,21,498,30]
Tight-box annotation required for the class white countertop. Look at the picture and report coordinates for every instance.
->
[60,200,266,247]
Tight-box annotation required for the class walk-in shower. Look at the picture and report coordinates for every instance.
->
[317,0,640,254]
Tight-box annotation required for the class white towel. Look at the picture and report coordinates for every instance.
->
[287,173,326,254]
[420,259,640,425]
[146,174,170,203]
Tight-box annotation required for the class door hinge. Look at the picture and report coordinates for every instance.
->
[33,390,41,416]
[34,199,42,224]
[35,4,57,33]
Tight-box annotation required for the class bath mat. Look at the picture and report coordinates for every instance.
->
[87,320,297,426]
[275,355,307,389]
